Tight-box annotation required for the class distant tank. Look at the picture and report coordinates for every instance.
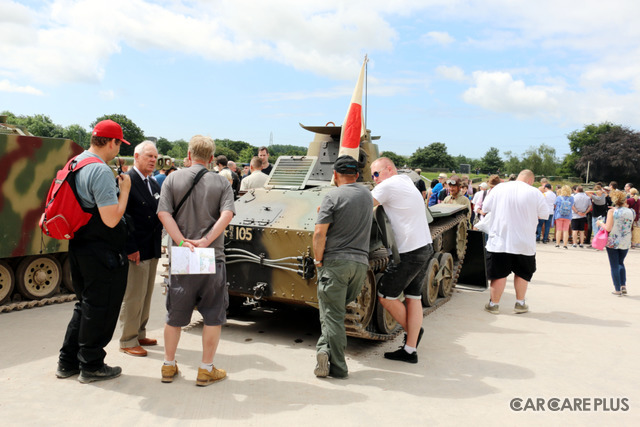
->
[224,123,476,340]
[0,116,168,309]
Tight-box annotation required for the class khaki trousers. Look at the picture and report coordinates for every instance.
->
[316,259,368,377]
[119,258,159,348]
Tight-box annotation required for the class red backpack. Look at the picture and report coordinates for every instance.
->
[40,156,104,240]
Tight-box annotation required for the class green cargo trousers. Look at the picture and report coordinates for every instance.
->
[316,259,368,377]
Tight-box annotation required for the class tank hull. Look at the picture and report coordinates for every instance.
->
[224,124,481,340]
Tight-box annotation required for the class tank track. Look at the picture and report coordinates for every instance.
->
[344,210,469,341]
[0,293,76,314]
[429,210,469,290]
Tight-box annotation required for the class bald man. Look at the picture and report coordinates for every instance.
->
[481,170,548,315]
[370,157,433,364]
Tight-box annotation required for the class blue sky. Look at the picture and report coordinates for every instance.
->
[2,0,639,160]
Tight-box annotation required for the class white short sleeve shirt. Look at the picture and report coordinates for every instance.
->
[371,174,432,253]
[482,180,548,256]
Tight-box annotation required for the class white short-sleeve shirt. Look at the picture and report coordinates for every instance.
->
[371,174,432,253]
[482,180,548,256]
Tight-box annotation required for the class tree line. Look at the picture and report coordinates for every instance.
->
[383,122,639,184]
[1,111,306,164]
[3,111,638,183]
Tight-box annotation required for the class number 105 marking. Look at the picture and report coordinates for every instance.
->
[232,226,253,241]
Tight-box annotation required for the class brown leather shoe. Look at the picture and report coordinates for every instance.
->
[138,338,158,346]
[120,346,147,357]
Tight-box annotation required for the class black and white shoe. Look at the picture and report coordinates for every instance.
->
[384,347,418,364]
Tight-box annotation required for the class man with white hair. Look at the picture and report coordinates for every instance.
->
[119,141,162,357]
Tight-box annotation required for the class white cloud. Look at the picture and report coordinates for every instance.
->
[436,65,466,82]
[0,79,43,95]
[0,0,398,85]
[99,89,115,100]
[463,71,561,116]
[422,31,455,46]
[462,69,640,127]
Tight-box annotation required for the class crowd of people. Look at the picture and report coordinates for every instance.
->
[56,122,278,386]
[425,171,638,301]
[55,119,636,387]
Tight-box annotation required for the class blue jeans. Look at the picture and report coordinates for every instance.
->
[605,247,628,292]
[536,215,553,242]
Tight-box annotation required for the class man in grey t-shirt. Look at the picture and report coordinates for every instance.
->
[312,155,373,379]
[157,135,235,386]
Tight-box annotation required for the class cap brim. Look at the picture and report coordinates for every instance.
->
[121,139,131,145]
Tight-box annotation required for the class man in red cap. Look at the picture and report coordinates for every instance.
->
[57,119,133,383]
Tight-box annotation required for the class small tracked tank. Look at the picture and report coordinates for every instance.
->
[225,123,473,340]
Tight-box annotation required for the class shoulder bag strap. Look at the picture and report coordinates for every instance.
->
[173,168,208,218]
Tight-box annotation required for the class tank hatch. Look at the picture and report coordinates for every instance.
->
[265,156,317,190]
[233,204,283,227]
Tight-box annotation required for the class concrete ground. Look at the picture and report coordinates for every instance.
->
[1,244,639,426]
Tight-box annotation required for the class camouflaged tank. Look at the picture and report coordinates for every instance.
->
[0,115,83,306]
[224,123,474,340]
[0,117,172,308]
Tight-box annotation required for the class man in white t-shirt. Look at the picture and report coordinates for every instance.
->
[370,157,433,364]
[482,169,548,314]
[536,183,556,243]
[239,156,269,191]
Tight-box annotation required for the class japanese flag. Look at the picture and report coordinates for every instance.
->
[338,57,367,160]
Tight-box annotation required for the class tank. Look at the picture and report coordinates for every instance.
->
[224,123,475,340]
[0,115,83,307]
[0,117,169,310]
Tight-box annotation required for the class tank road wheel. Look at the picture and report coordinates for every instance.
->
[0,261,15,305]
[61,256,74,293]
[432,236,443,253]
[15,256,62,300]
[375,299,399,335]
[455,221,468,260]
[348,269,376,329]
[437,252,454,298]
[421,258,440,307]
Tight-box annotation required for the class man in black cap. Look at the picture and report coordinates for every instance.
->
[312,155,373,379]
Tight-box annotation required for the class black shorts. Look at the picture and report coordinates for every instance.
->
[486,251,536,282]
[571,217,588,231]
[378,244,433,299]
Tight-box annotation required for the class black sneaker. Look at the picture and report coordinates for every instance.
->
[78,365,122,384]
[384,347,418,364]
[56,364,80,379]
[402,327,425,348]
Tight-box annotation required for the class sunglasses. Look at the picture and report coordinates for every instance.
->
[372,169,384,179]
[446,180,460,185]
